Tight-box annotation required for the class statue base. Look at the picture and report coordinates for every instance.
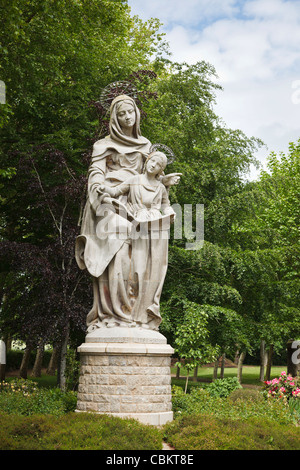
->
[76,327,174,426]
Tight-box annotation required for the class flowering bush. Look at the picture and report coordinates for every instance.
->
[0,378,77,416]
[0,378,38,395]
[263,372,300,401]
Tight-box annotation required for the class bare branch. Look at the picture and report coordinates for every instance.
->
[30,157,60,233]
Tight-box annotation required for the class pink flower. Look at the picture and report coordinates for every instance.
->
[280,387,286,393]
[281,371,286,376]
[290,382,295,386]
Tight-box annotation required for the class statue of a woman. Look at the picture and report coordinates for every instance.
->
[75,95,180,332]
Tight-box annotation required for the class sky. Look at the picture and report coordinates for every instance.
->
[127,0,300,180]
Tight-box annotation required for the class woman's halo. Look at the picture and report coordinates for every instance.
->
[99,81,138,110]
[149,143,176,165]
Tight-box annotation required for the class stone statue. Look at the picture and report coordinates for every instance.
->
[75,94,181,332]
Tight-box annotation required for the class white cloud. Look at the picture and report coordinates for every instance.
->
[128,0,300,179]
[128,0,238,26]
[244,0,300,22]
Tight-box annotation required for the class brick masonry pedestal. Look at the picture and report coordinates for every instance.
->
[76,327,174,426]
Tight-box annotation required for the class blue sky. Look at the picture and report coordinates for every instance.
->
[127,0,300,180]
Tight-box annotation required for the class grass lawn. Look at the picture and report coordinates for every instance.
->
[171,365,287,386]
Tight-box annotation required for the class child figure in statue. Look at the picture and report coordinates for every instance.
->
[97,151,176,330]
[98,151,175,221]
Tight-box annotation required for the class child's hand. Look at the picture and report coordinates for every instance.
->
[162,173,182,186]
[97,184,106,194]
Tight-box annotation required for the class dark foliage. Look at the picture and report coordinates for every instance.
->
[0,143,91,347]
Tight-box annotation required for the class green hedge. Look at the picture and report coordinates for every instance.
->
[0,378,163,450]
[167,379,300,450]
[164,413,300,450]
[0,412,163,450]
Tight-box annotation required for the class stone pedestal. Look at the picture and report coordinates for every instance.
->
[76,327,174,426]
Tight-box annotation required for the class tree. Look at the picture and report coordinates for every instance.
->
[256,142,300,364]
[203,304,250,374]
[226,140,300,375]
[159,242,244,351]
[140,61,262,245]
[174,300,219,393]
[0,0,165,154]
[0,145,91,386]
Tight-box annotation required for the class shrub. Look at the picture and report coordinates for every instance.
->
[171,378,204,394]
[206,377,242,398]
[288,397,300,424]
[171,383,295,424]
[263,372,300,401]
[0,378,77,416]
[0,378,38,394]
[164,413,300,450]
[0,412,163,450]
[171,385,213,414]
[228,388,264,403]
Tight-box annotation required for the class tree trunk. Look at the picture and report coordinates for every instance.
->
[57,323,70,391]
[234,350,239,365]
[220,354,225,379]
[184,369,189,394]
[31,343,44,377]
[176,365,180,379]
[0,364,5,381]
[5,336,12,352]
[287,339,300,376]
[259,340,267,382]
[19,347,32,379]
[47,346,59,375]
[213,357,219,380]
[192,365,198,382]
[265,344,274,381]
[0,339,6,381]
[237,351,246,384]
